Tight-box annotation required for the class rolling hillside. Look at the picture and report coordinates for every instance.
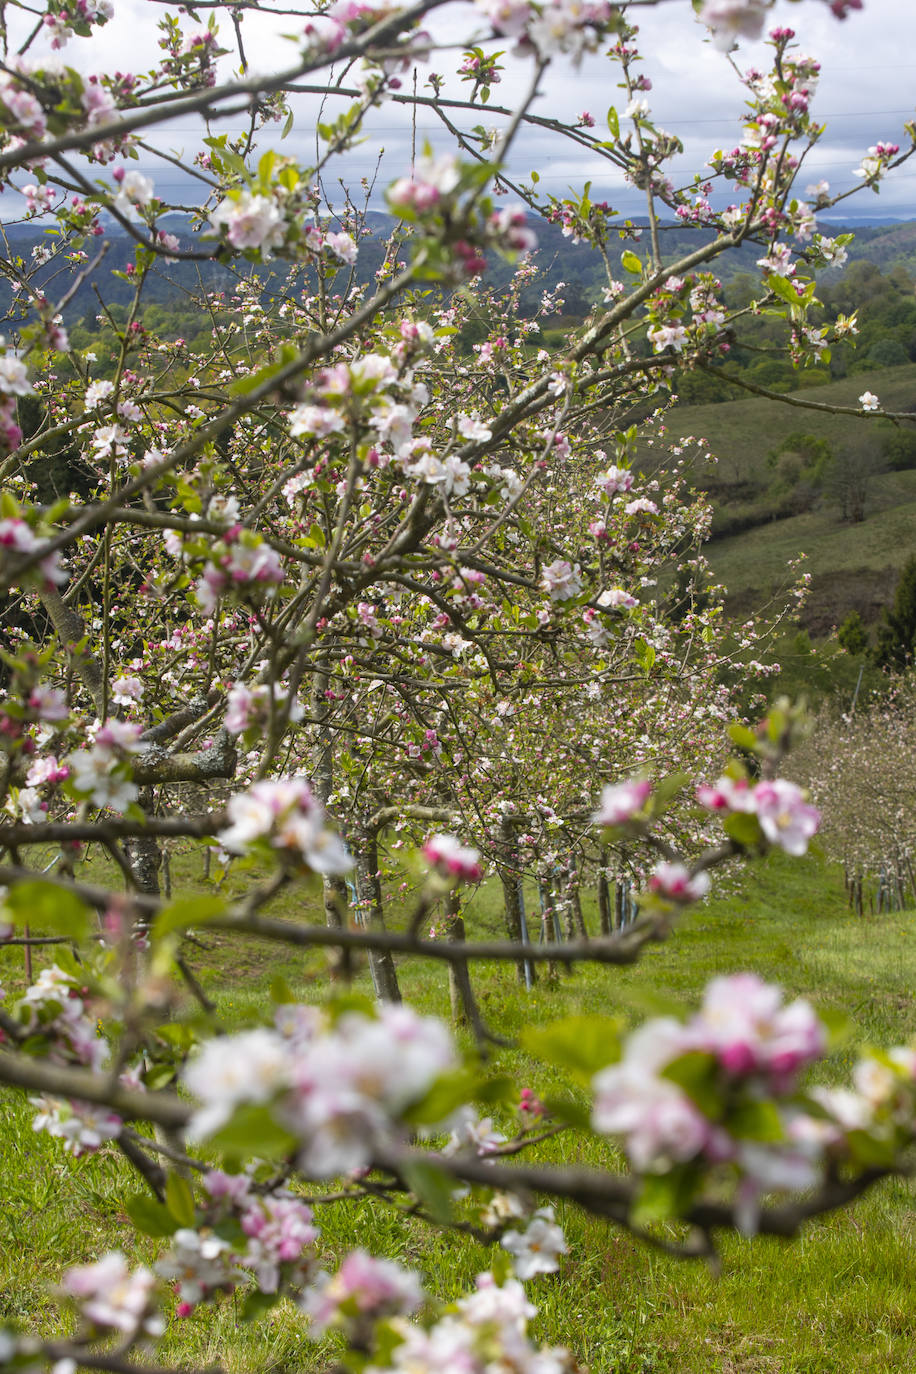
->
[657,365,916,634]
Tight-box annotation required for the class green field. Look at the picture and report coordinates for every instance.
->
[3,851,916,1373]
[651,365,916,635]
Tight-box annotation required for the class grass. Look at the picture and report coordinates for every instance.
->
[659,366,916,490]
[4,848,916,1372]
[642,364,916,635]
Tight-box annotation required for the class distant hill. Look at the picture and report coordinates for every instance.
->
[649,365,916,636]
[4,213,915,330]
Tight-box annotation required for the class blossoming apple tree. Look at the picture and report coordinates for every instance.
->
[1,0,916,1369]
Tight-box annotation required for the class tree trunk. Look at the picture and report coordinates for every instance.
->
[445,889,478,1029]
[538,873,559,982]
[125,787,162,898]
[598,851,612,936]
[498,817,531,983]
[324,872,347,929]
[355,826,401,1003]
[566,852,588,939]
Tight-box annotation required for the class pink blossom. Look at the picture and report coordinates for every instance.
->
[423,833,482,883]
[596,464,633,496]
[240,1195,319,1291]
[210,190,286,255]
[752,779,820,856]
[0,355,33,396]
[696,775,755,812]
[693,973,825,1085]
[592,1019,711,1170]
[541,559,582,601]
[647,861,711,903]
[301,1249,423,1335]
[60,1252,162,1336]
[325,231,358,264]
[219,777,352,873]
[699,0,768,50]
[597,587,637,610]
[593,778,651,827]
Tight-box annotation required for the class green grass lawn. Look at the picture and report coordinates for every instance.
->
[3,848,916,1373]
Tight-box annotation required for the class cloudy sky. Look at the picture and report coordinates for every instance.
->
[7,0,916,223]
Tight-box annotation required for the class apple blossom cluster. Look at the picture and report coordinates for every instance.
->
[184,1002,458,1177]
[53,1244,577,1374]
[1,962,147,1156]
[423,833,483,884]
[854,141,901,185]
[59,1252,162,1339]
[209,187,358,265]
[375,1272,578,1374]
[302,1249,424,1336]
[0,60,51,141]
[286,349,464,494]
[0,512,67,591]
[592,778,651,828]
[192,531,286,614]
[150,1174,321,1310]
[595,771,819,862]
[592,975,825,1212]
[385,151,537,276]
[697,775,821,856]
[474,0,615,63]
[217,776,352,872]
[225,681,304,736]
[66,718,142,812]
[592,972,916,1230]
[17,963,109,1072]
[647,861,711,904]
[0,345,32,455]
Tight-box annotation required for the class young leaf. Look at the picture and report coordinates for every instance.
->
[125,1194,179,1238]
[401,1159,454,1224]
[165,1172,197,1228]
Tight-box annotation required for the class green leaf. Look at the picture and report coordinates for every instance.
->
[650,772,690,814]
[401,1159,454,1224]
[541,1094,592,1130]
[633,638,656,674]
[240,1289,278,1321]
[209,1104,298,1161]
[165,1172,196,1228]
[3,881,89,941]
[817,1006,855,1049]
[728,723,759,752]
[523,1015,622,1081]
[728,1099,783,1143]
[632,1167,700,1226]
[144,1064,177,1091]
[125,1194,179,1238]
[606,106,619,139]
[403,1068,482,1126]
[621,249,642,275]
[723,812,764,848]
[270,975,296,1004]
[660,1051,720,1118]
[844,1128,897,1168]
[153,895,225,940]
